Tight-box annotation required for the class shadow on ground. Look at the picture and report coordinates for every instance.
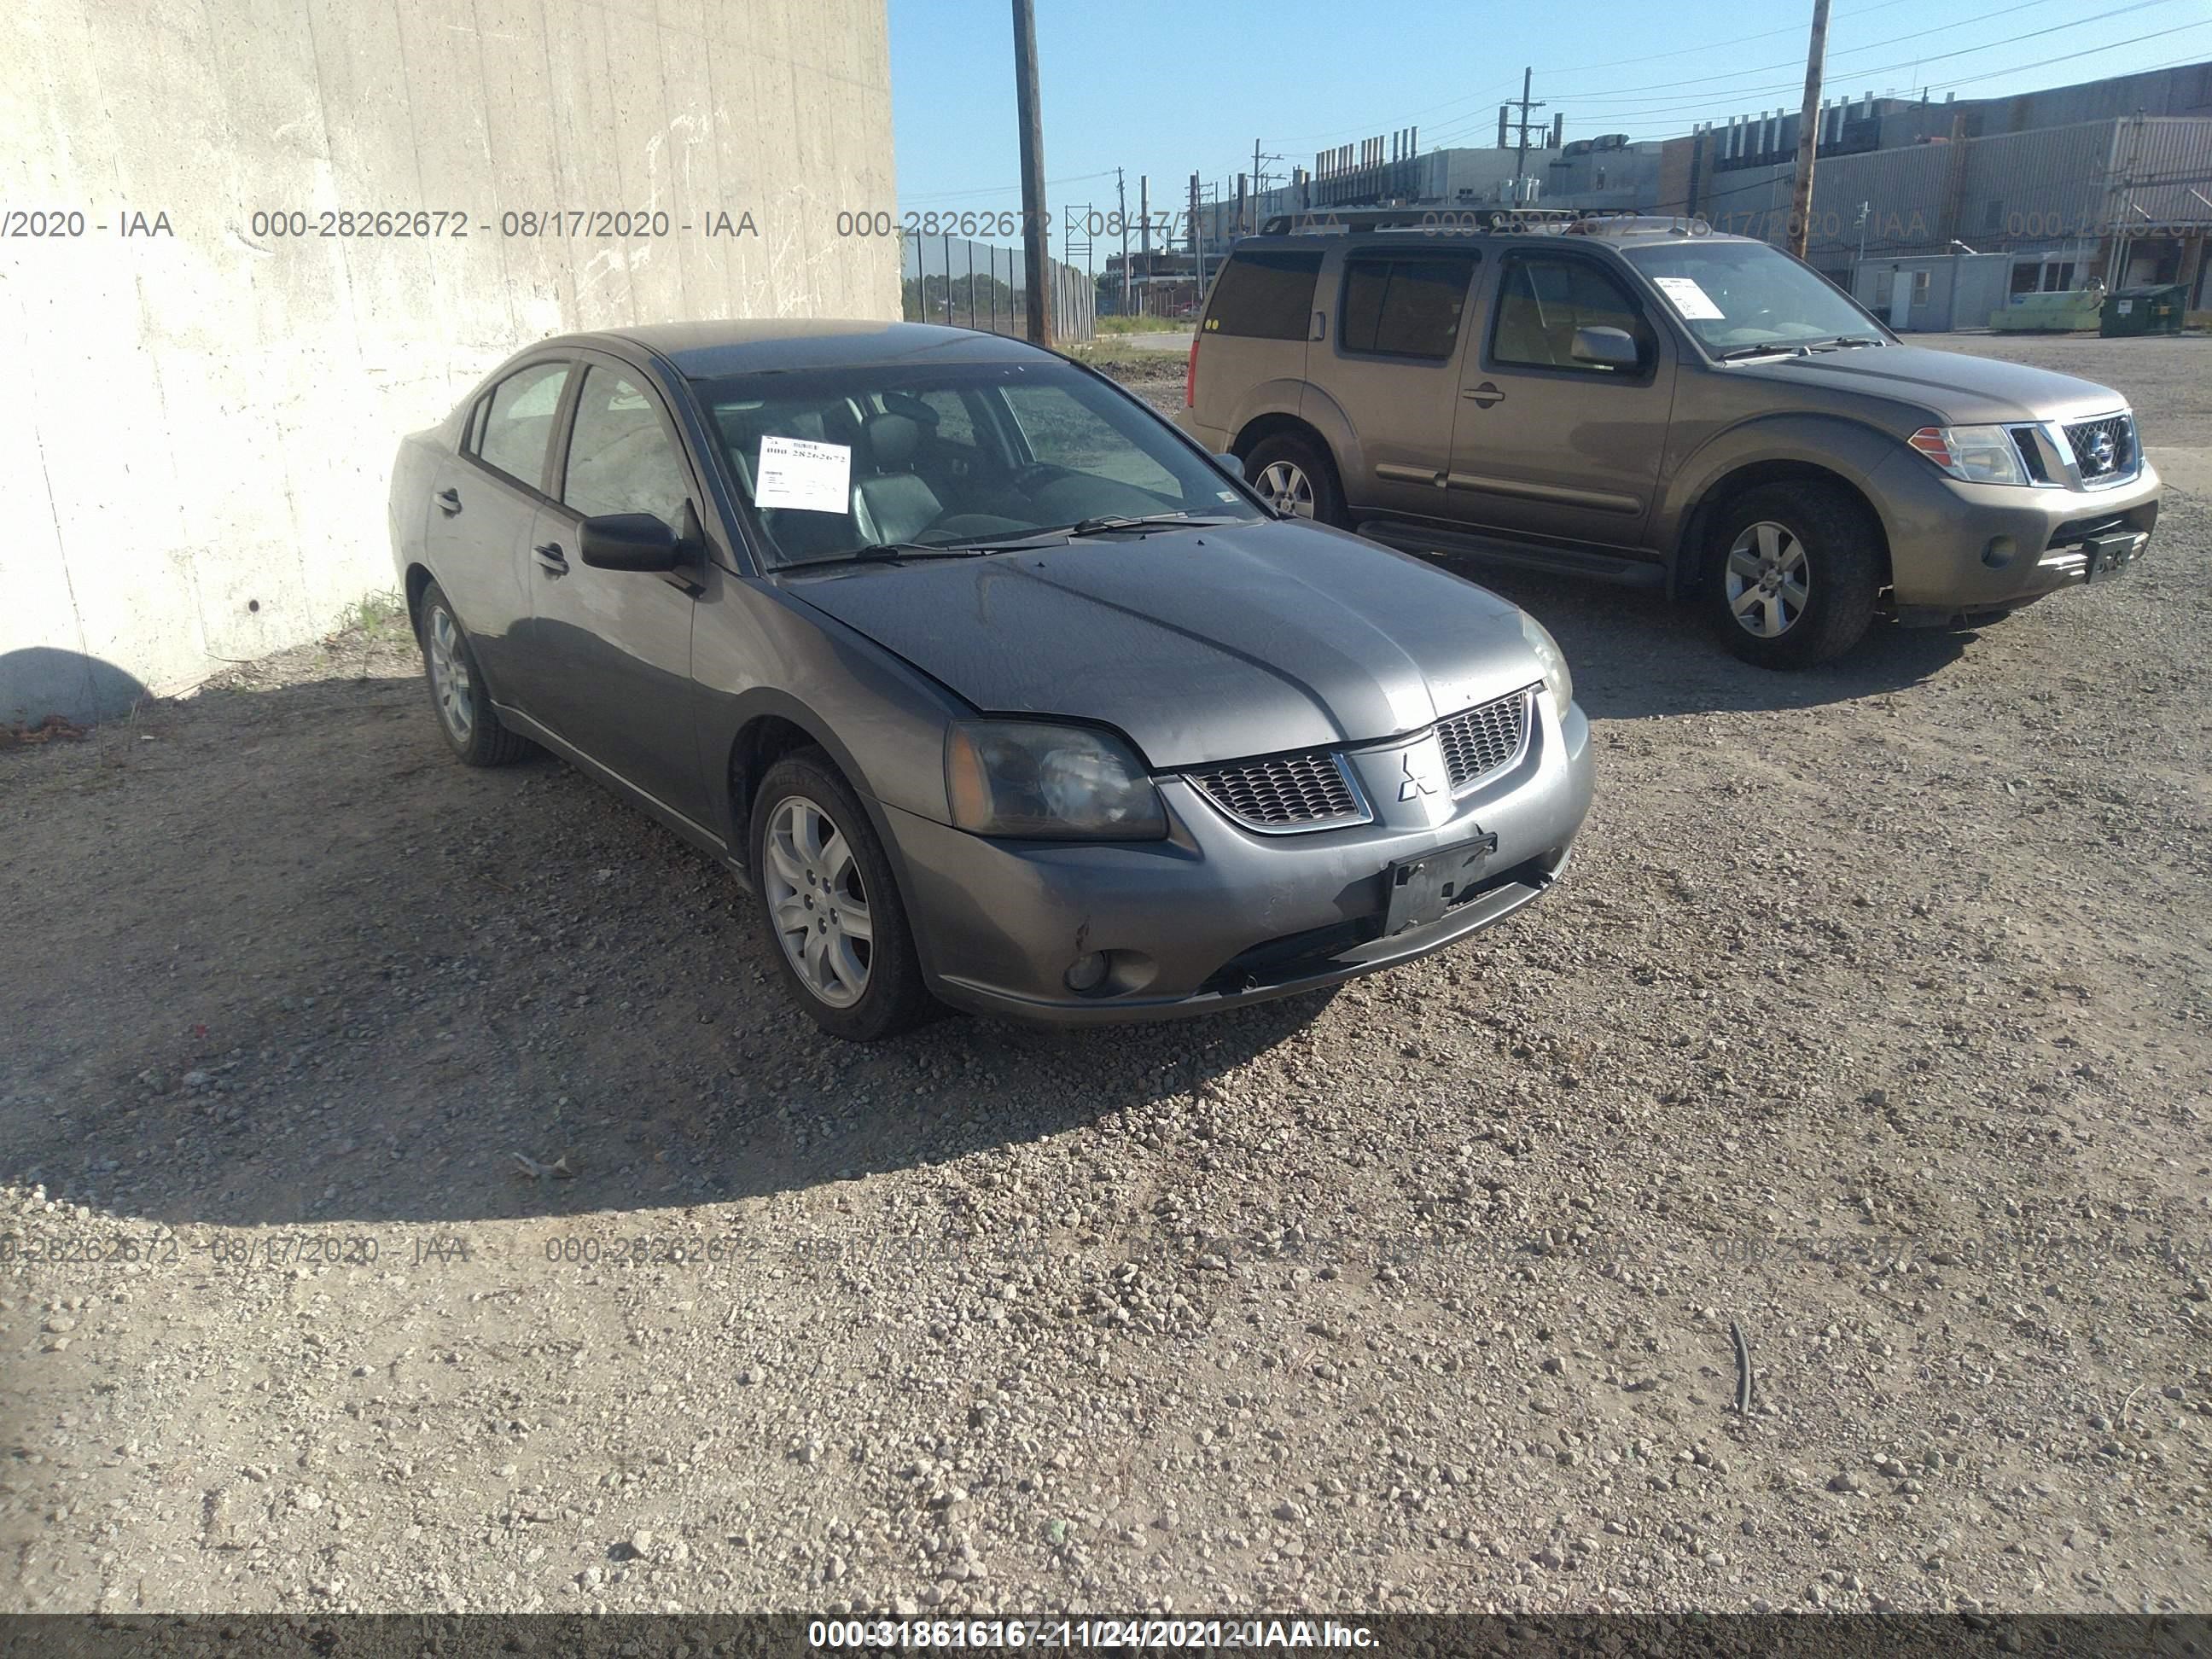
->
[1434,559,1975,719]
[0,666,1334,1234]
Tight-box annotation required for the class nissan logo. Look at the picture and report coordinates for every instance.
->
[2082,429,2116,475]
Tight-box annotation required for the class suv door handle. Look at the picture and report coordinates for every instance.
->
[533,541,568,575]
[435,487,462,515]
[1463,382,1505,408]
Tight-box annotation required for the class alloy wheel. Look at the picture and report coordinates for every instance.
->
[1724,521,1811,639]
[428,607,474,741]
[763,796,874,1008]
[1255,459,1315,519]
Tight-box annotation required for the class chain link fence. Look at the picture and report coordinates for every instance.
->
[900,232,1094,345]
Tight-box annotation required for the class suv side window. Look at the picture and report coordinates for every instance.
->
[1203,250,1323,339]
[1338,253,1478,359]
[562,365,692,529]
[476,361,573,490]
[1491,254,1650,371]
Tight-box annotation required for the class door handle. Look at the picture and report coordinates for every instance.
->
[435,487,462,515]
[533,541,568,575]
[1463,382,1505,408]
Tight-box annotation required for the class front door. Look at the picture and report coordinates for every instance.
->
[517,357,710,830]
[1318,247,1482,521]
[1444,247,1675,554]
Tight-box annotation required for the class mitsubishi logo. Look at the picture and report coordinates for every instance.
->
[1398,747,1440,801]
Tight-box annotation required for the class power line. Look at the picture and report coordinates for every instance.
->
[1454,11,2208,136]
[1266,0,1931,145]
[1423,0,2182,137]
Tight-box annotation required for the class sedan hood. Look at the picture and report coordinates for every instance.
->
[1732,344,2128,426]
[784,521,1539,769]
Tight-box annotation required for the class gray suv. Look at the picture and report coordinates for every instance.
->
[1177,211,2161,667]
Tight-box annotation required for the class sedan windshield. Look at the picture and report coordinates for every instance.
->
[1622,239,1887,356]
[690,359,1261,568]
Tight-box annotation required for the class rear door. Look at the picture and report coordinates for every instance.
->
[1316,246,1481,521]
[1445,247,1674,552]
[515,352,712,829]
[1193,247,1321,440]
[421,358,574,698]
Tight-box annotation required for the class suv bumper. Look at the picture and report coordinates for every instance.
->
[887,701,1595,1025]
[1870,450,2162,620]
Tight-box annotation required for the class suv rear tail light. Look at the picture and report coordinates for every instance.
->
[1184,334,1199,408]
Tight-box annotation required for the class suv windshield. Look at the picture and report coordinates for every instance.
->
[1622,240,1886,355]
[690,360,1260,568]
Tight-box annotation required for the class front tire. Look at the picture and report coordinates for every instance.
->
[1707,481,1882,669]
[748,750,935,1042]
[417,582,530,765]
[1243,431,1348,527]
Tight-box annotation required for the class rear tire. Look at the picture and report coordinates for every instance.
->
[748,750,937,1042]
[1243,431,1348,528]
[1707,481,1882,669]
[416,582,530,765]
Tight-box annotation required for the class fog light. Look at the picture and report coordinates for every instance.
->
[1982,534,2017,569]
[1065,952,1109,992]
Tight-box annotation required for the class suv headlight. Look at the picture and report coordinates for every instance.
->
[1518,612,1575,724]
[1908,424,2028,486]
[946,721,1167,840]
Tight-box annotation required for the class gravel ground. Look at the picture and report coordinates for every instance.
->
[3,335,2208,1619]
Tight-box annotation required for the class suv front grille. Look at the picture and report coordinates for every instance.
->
[2064,415,2136,484]
[1188,750,1367,833]
[1435,689,1534,792]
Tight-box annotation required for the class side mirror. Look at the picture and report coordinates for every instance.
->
[1570,325,1642,370]
[1214,451,1244,475]
[579,513,681,572]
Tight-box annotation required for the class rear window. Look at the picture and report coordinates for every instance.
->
[1340,253,1477,359]
[1202,249,1322,341]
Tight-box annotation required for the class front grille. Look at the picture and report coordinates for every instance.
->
[1188,750,1366,832]
[1435,689,1533,792]
[2064,415,2135,483]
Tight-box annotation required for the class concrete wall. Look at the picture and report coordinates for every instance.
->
[1,0,899,725]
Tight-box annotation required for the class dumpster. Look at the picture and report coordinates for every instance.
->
[1989,288,2103,332]
[2100,283,2186,337]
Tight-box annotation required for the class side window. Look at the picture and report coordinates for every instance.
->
[463,394,491,454]
[477,362,573,488]
[1202,250,1323,340]
[562,365,692,529]
[1002,384,1179,496]
[1492,256,1649,371]
[1339,255,1476,359]
[917,390,977,447]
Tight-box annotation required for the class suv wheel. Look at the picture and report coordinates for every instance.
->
[748,750,936,1042]
[1708,482,1880,668]
[1243,432,1346,527]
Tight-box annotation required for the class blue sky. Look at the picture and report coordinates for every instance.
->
[888,0,2212,218]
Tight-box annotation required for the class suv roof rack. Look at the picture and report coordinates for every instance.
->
[1255,206,1580,236]
[1251,207,1714,239]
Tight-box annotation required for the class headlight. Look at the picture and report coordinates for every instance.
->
[1907,424,2028,486]
[946,721,1167,840]
[1517,611,1575,724]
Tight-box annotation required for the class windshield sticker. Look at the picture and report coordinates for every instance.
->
[755,436,851,513]
[1653,276,1725,321]
[1216,489,1242,502]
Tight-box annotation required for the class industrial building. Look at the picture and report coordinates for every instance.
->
[1152,60,2212,329]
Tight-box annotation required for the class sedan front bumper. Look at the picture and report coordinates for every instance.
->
[886,697,1595,1025]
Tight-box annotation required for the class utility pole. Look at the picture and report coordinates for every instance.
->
[1507,67,1546,207]
[1010,0,1051,347]
[1786,0,1832,259]
[1116,166,1130,317]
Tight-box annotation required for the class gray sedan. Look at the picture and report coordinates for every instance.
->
[388,321,1595,1039]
